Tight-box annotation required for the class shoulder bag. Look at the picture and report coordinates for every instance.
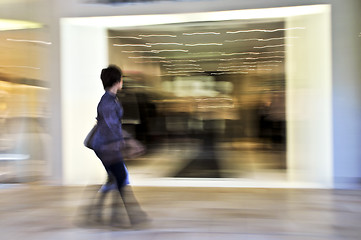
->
[84,124,98,149]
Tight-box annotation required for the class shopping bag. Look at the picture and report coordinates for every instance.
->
[122,130,146,159]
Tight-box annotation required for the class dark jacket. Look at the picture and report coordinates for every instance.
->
[92,91,124,152]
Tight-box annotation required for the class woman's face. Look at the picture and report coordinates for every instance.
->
[118,78,123,90]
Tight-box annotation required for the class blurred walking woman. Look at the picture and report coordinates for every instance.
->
[92,65,147,226]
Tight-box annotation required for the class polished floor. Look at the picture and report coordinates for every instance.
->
[1,184,361,240]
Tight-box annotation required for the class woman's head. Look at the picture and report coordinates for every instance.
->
[100,65,122,90]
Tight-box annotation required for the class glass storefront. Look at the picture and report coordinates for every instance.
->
[107,20,287,179]
[0,26,50,183]
[61,5,332,187]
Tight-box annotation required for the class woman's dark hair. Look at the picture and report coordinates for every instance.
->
[100,65,122,90]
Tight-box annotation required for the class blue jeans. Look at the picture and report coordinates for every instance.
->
[94,150,128,189]
[94,150,146,225]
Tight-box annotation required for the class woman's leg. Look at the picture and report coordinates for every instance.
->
[95,150,147,226]
[119,185,148,225]
[107,161,127,189]
[107,161,147,225]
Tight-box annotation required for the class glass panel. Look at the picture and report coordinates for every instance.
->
[108,20,287,179]
[0,27,50,183]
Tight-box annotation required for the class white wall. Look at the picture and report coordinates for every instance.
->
[331,1,361,188]
[60,23,108,185]
[286,6,333,187]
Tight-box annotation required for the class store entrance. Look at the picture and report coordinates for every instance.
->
[108,20,287,179]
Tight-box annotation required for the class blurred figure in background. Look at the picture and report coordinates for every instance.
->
[90,65,148,227]
[265,91,286,150]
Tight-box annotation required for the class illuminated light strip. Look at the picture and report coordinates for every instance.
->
[183,32,220,35]
[211,71,248,75]
[146,42,183,46]
[135,60,171,63]
[222,52,259,56]
[227,27,305,34]
[266,51,286,54]
[161,73,190,76]
[258,60,282,63]
[0,65,40,69]
[152,49,189,53]
[185,43,223,46]
[258,36,299,41]
[242,62,258,64]
[222,57,259,60]
[108,36,142,39]
[257,56,284,59]
[217,69,252,72]
[0,19,42,31]
[122,49,188,53]
[218,65,256,69]
[222,51,286,56]
[167,70,204,73]
[259,64,279,67]
[218,65,257,68]
[227,71,248,74]
[0,154,29,160]
[187,52,225,55]
[114,44,151,47]
[219,62,254,66]
[188,58,223,62]
[218,67,255,70]
[170,60,197,62]
[211,72,247,75]
[139,34,177,38]
[220,56,284,61]
[165,66,199,69]
[254,44,288,49]
[170,67,203,70]
[225,37,299,42]
[225,38,260,42]
[220,58,249,61]
[222,52,260,56]
[6,38,52,45]
[168,69,202,72]
[64,5,326,28]
[129,56,166,59]
[167,63,200,67]
[122,50,154,53]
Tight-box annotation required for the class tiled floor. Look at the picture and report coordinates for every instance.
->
[1,184,361,240]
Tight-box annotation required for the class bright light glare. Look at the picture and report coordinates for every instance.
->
[0,19,42,31]
[61,5,329,28]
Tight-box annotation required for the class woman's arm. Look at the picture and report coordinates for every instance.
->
[101,100,123,140]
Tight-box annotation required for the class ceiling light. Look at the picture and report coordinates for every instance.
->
[0,19,42,31]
